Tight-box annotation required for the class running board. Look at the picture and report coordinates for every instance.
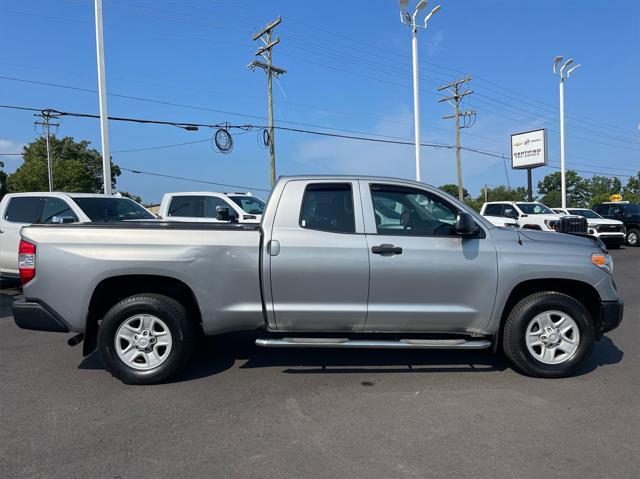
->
[255,338,491,350]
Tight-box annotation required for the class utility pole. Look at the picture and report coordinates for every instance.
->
[94,0,112,195]
[249,16,286,189]
[438,75,475,202]
[34,109,61,192]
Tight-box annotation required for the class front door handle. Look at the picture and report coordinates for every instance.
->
[371,244,403,255]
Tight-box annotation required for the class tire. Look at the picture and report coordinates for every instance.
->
[97,294,197,385]
[503,292,595,378]
[626,228,639,247]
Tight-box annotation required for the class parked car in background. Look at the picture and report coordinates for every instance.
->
[480,201,563,231]
[158,191,265,224]
[593,201,640,247]
[553,208,625,249]
[13,175,622,384]
[0,192,154,278]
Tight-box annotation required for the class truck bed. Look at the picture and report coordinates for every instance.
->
[20,221,265,335]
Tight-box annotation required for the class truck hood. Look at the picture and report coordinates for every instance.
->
[518,228,601,249]
[586,218,623,226]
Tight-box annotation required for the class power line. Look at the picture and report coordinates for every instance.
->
[119,167,270,192]
[1,103,636,178]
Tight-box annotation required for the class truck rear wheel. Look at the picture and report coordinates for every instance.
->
[97,294,197,385]
[626,228,639,247]
[503,292,595,378]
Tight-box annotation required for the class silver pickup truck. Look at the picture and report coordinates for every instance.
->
[13,176,623,384]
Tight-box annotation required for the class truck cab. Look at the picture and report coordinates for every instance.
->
[158,191,265,224]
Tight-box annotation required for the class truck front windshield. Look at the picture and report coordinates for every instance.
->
[229,196,265,215]
[73,198,155,221]
[516,203,555,215]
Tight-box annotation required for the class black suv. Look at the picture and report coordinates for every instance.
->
[593,202,640,247]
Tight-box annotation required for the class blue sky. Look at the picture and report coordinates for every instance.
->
[1,0,638,203]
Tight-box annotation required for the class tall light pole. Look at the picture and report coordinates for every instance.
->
[399,0,441,182]
[553,56,581,208]
[94,0,112,195]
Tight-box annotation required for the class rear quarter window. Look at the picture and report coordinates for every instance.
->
[299,183,355,233]
[4,197,44,223]
[168,196,201,217]
[483,204,502,216]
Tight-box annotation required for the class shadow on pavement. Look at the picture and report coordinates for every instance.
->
[73,329,623,383]
[574,336,624,376]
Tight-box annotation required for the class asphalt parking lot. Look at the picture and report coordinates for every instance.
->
[1,248,638,478]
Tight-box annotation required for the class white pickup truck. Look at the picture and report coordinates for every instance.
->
[481,201,562,231]
[553,208,625,249]
[158,191,265,223]
[0,192,154,278]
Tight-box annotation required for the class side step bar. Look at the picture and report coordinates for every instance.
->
[255,338,491,350]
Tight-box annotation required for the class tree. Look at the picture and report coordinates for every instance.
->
[439,184,470,200]
[588,175,622,198]
[0,160,7,200]
[119,191,143,203]
[622,172,640,203]
[537,170,590,207]
[7,136,120,193]
[481,185,528,203]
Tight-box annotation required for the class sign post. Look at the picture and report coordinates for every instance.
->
[511,129,547,201]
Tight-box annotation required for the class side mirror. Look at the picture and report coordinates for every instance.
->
[52,216,75,224]
[454,212,478,236]
[216,206,237,222]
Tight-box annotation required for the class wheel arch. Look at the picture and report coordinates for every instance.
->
[83,274,202,356]
[493,278,601,352]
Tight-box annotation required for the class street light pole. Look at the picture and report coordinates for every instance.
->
[411,26,422,182]
[553,56,581,208]
[94,0,112,195]
[559,76,566,207]
[399,0,441,183]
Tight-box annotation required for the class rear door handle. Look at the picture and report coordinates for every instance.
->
[371,244,403,255]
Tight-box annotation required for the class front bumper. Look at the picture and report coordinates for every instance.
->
[13,299,70,333]
[599,299,624,334]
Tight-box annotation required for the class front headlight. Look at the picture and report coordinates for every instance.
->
[592,253,613,275]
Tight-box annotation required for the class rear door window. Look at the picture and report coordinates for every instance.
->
[4,197,44,223]
[39,197,78,224]
[483,204,502,216]
[168,196,202,217]
[300,183,355,233]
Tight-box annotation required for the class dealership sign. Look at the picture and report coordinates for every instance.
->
[511,129,547,169]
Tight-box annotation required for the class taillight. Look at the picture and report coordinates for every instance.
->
[18,240,36,285]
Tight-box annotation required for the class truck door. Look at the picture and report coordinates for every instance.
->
[267,180,370,331]
[361,181,498,333]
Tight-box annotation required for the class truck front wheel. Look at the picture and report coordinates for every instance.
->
[97,294,197,385]
[503,292,595,378]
